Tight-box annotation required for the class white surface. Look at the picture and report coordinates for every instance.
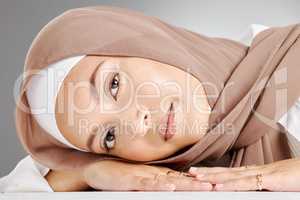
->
[1,192,300,200]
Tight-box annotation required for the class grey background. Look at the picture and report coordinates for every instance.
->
[0,0,299,177]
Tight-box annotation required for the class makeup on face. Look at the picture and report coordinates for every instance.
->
[53,56,210,161]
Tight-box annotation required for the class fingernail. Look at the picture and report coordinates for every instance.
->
[189,167,197,173]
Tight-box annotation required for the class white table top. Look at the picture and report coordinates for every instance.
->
[1,192,300,200]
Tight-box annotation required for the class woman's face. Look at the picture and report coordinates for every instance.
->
[56,55,211,161]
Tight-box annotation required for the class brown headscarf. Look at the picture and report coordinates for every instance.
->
[15,6,300,171]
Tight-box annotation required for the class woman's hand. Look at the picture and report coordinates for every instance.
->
[83,160,213,191]
[188,158,300,191]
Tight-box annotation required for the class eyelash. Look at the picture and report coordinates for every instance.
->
[109,73,120,101]
[102,127,116,152]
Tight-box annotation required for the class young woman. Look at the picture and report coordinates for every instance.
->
[1,6,300,192]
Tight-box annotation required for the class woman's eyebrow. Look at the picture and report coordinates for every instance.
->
[90,60,105,86]
[86,133,97,153]
[90,60,106,102]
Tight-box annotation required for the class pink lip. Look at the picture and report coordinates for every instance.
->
[159,102,176,141]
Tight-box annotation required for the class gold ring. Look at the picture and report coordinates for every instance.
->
[166,171,194,177]
[166,170,175,175]
[179,171,194,177]
[256,174,263,191]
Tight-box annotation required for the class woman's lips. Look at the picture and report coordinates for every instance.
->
[159,102,176,141]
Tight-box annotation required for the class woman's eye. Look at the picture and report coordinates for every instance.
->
[103,127,116,151]
[110,73,120,100]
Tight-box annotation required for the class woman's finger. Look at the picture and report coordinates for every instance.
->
[113,175,176,191]
[189,167,235,174]
[136,176,176,191]
[213,173,271,191]
[195,168,263,184]
[189,165,258,176]
[188,165,262,183]
[163,173,213,191]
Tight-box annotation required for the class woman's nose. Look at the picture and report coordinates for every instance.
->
[135,106,152,136]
